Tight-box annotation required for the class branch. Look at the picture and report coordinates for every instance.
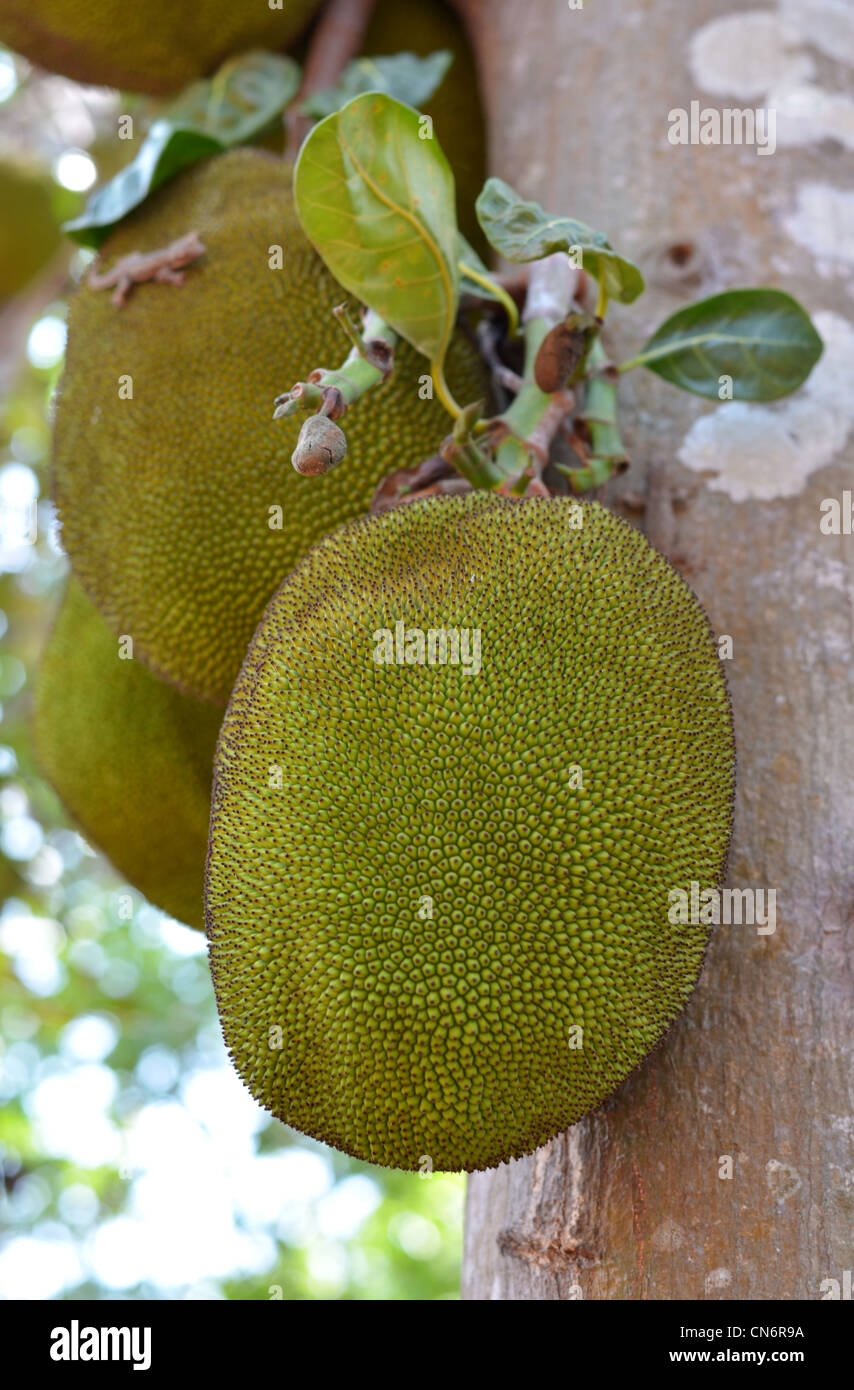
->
[274,306,397,474]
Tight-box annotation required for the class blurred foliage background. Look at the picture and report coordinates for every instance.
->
[0,45,463,1301]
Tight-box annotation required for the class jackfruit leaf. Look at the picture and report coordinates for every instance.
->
[621,288,824,400]
[301,50,453,120]
[475,176,645,305]
[64,52,301,248]
[294,93,460,373]
[64,127,221,248]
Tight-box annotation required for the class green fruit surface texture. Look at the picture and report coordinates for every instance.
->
[33,579,222,929]
[206,493,736,1171]
[0,159,60,301]
[52,149,486,705]
[0,0,322,95]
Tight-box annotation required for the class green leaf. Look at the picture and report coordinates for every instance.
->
[302,50,453,120]
[475,176,645,305]
[64,52,300,248]
[167,51,301,147]
[64,126,222,249]
[621,288,824,400]
[294,92,460,374]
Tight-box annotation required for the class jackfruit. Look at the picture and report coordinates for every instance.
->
[0,0,322,96]
[206,492,736,1172]
[362,0,488,252]
[33,578,222,929]
[52,148,486,705]
[0,159,61,301]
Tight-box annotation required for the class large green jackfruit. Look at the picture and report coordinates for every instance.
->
[52,149,486,705]
[0,0,322,95]
[363,0,488,251]
[0,159,60,301]
[33,579,222,929]
[206,493,736,1172]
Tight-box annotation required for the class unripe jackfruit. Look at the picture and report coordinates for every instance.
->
[52,149,486,705]
[0,159,60,301]
[206,493,735,1172]
[33,579,221,929]
[0,0,322,96]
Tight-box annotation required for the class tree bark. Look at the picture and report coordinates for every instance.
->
[457,0,854,1300]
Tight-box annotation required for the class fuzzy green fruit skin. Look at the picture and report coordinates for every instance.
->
[33,579,221,929]
[0,160,60,301]
[52,149,487,706]
[206,493,736,1173]
[0,0,321,95]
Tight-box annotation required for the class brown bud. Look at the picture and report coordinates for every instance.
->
[291,415,347,476]
[534,322,588,394]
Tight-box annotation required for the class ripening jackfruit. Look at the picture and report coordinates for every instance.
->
[33,579,222,929]
[0,0,322,95]
[362,0,488,252]
[0,159,60,301]
[52,149,486,706]
[206,492,736,1172]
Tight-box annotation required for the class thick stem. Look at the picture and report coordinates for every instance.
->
[492,254,579,485]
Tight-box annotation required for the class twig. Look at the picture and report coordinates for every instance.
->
[371,453,471,512]
[527,389,576,464]
[274,305,398,474]
[273,307,396,421]
[475,317,523,409]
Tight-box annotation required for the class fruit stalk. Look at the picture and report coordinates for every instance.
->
[491,253,580,487]
[563,335,629,491]
[274,307,397,422]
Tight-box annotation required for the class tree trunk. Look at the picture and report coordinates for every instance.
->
[457,0,854,1300]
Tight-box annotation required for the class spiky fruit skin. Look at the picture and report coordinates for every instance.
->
[206,493,736,1173]
[363,0,488,253]
[0,0,321,95]
[33,579,222,929]
[0,160,60,301]
[52,149,486,706]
